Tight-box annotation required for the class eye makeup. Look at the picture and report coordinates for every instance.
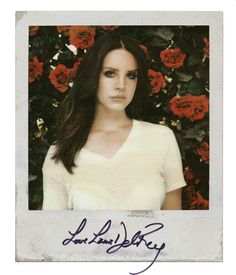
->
[102,67,139,79]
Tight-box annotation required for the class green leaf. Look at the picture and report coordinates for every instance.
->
[162,104,170,112]
[175,71,193,82]
[176,121,182,130]
[177,84,189,96]
[151,37,170,48]
[195,120,209,129]
[188,53,202,66]
[146,27,174,47]
[195,67,209,81]
[58,51,74,64]
[187,79,203,95]
[183,128,206,142]
[155,27,175,41]
[183,140,197,150]
[29,175,38,182]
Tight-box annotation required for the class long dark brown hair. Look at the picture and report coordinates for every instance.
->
[52,31,151,173]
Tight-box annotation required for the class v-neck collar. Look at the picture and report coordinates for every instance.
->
[81,119,137,161]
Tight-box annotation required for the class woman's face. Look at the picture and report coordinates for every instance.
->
[96,48,138,112]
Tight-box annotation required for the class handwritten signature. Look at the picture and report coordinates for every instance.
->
[62,218,165,275]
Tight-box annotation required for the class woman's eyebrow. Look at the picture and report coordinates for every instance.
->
[102,67,139,72]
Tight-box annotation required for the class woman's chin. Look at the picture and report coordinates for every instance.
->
[109,104,127,112]
[101,103,128,112]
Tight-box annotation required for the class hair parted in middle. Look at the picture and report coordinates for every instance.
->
[52,31,152,173]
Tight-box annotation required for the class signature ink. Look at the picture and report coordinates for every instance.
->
[62,218,88,245]
[62,218,166,275]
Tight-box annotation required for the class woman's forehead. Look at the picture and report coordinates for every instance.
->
[102,48,138,70]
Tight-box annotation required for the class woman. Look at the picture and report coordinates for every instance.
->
[42,32,186,210]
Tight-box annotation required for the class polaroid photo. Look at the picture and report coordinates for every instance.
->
[16,11,223,274]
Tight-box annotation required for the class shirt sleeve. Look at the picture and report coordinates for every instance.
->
[42,146,69,210]
[162,129,187,193]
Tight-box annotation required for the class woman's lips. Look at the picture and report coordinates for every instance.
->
[110,96,126,100]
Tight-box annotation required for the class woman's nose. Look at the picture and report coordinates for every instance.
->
[115,76,125,91]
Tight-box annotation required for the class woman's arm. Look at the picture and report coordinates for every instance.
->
[42,172,68,210]
[161,188,182,210]
[161,128,186,210]
[42,146,69,210]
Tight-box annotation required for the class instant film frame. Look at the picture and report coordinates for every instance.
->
[16,11,223,271]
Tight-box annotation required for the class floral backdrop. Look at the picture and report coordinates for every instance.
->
[28,25,209,210]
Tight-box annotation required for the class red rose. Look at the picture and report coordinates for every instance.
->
[100,26,119,30]
[69,26,95,49]
[190,192,209,209]
[148,69,165,95]
[160,48,186,68]
[169,94,209,121]
[196,141,209,164]
[57,26,70,36]
[203,37,209,58]
[48,64,71,93]
[70,58,83,79]
[169,95,194,119]
[139,44,148,55]
[191,95,209,121]
[184,167,193,181]
[29,26,39,36]
[28,57,43,83]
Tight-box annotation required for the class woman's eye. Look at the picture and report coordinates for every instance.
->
[127,73,138,80]
[104,71,115,77]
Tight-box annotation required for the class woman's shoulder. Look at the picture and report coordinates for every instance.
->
[136,120,173,136]
[45,144,57,157]
[135,120,177,151]
[42,144,63,172]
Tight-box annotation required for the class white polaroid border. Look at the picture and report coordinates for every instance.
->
[16,11,223,267]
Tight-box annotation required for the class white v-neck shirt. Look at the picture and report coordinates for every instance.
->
[42,120,186,210]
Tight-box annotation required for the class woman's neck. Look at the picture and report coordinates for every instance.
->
[91,107,132,132]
